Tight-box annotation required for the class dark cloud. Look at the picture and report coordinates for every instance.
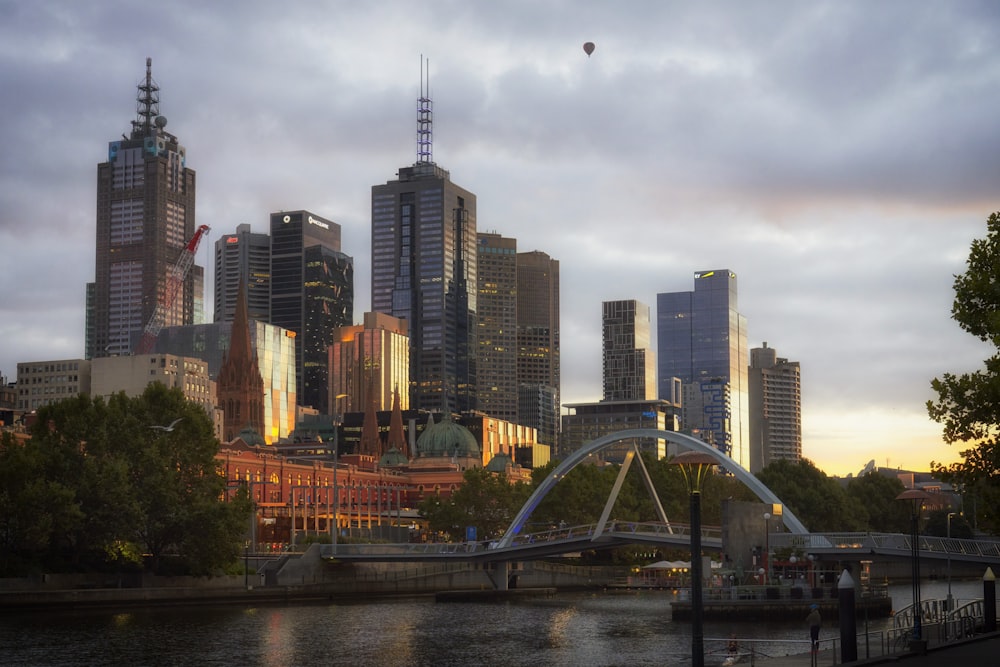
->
[1,1,996,473]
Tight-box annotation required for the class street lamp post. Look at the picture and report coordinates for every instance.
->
[763,512,771,584]
[331,394,348,555]
[946,511,956,616]
[896,489,930,643]
[672,450,717,667]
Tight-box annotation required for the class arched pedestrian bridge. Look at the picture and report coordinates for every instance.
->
[321,429,1000,571]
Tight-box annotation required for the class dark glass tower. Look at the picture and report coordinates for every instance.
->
[657,270,749,467]
[370,68,477,414]
[270,210,353,412]
[87,58,200,359]
[517,250,560,450]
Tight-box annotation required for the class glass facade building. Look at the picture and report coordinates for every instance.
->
[516,251,560,450]
[657,270,749,468]
[270,210,353,413]
[371,163,477,414]
[154,320,296,443]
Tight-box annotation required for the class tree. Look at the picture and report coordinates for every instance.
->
[419,468,531,542]
[845,472,910,533]
[18,384,252,575]
[756,459,867,532]
[928,212,1000,534]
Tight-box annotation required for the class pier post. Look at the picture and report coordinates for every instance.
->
[496,561,509,591]
[838,569,857,663]
[984,568,996,633]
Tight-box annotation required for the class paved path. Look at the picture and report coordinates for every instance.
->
[755,631,1000,666]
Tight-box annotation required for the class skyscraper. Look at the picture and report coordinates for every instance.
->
[214,223,270,323]
[657,269,749,467]
[371,72,477,414]
[87,58,201,360]
[517,250,560,449]
[329,312,410,415]
[603,299,657,402]
[477,232,518,422]
[270,210,353,413]
[748,342,802,473]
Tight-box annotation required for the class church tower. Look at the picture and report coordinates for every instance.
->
[218,280,265,442]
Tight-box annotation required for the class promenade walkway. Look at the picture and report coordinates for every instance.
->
[755,631,1000,666]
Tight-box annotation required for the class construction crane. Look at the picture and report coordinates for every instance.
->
[136,224,210,355]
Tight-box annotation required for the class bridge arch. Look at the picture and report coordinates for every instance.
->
[496,429,807,548]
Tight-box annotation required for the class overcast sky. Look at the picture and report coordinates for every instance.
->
[2,1,999,476]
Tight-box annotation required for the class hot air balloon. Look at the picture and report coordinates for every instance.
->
[583,42,595,57]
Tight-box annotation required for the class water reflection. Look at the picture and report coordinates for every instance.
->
[0,580,990,667]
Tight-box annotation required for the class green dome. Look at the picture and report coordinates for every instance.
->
[416,413,479,457]
[379,447,409,467]
[485,452,514,473]
[238,424,266,447]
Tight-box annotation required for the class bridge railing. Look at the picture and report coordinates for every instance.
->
[770,532,1000,560]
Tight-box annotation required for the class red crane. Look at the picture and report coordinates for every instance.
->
[136,224,210,354]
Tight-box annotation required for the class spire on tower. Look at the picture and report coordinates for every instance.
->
[416,55,433,164]
[131,57,160,139]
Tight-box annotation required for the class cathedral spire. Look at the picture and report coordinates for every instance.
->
[387,384,408,459]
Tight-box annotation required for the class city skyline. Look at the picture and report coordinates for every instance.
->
[3,2,999,476]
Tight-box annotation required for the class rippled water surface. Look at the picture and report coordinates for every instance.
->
[0,581,987,667]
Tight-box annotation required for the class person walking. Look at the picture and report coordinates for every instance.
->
[806,603,821,654]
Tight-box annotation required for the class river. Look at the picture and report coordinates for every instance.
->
[0,579,990,666]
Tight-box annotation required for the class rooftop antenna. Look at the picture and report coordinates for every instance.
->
[131,57,160,139]
[417,55,433,164]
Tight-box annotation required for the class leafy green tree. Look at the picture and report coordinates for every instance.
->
[922,509,974,539]
[845,472,910,533]
[20,383,252,575]
[419,468,531,541]
[0,432,84,575]
[927,212,1000,534]
[756,459,867,532]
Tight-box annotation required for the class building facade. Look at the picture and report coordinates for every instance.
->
[561,399,679,462]
[371,160,477,414]
[329,312,410,416]
[476,232,518,422]
[153,320,296,444]
[16,360,92,412]
[90,354,215,423]
[517,250,560,450]
[657,270,749,468]
[86,58,202,360]
[270,210,354,413]
[748,342,802,473]
[214,223,270,323]
[603,299,657,402]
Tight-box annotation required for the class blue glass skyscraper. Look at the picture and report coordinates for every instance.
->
[657,270,749,467]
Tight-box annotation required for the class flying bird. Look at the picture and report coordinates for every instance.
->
[150,418,183,432]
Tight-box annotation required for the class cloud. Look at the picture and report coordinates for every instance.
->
[2,1,997,476]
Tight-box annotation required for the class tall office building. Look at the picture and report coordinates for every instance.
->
[270,210,353,413]
[748,342,802,473]
[517,251,560,448]
[371,75,477,414]
[329,312,410,415]
[214,223,270,323]
[603,299,657,402]
[477,233,518,422]
[657,270,749,467]
[86,58,201,359]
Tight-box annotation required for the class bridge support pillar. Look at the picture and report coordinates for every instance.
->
[495,561,510,591]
